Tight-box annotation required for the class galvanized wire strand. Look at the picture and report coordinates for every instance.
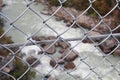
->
[0,33,119,49]
[0,0,120,80]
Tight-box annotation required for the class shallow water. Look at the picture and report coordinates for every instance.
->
[2,0,120,80]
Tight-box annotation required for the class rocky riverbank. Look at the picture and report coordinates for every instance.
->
[39,0,120,33]
[36,0,120,55]
[32,36,78,70]
[0,1,36,80]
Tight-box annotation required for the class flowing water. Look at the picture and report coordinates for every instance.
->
[2,0,120,80]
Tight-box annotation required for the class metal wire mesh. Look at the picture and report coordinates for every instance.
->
[0,0,120,80]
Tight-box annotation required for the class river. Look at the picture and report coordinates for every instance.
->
[2,0,120,80]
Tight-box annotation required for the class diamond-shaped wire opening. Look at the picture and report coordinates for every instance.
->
[113,46,120,56]
[112,25,120,34]
[92,0,116,16]
[0,55,14,72]
[98,36,118,55]
[114,56,120,74]
[62,0,89,11]
[85,20,115,45]
[2,0,27,21]
[0,71,14,80]
[76,57,103,80]
[0,0,120,80]
[101,7,120,33]
[35,55,56,77]
[75,8,100,30]
[8,56,32,80]
[95,55,120,79]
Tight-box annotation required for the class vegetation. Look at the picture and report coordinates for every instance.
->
[0,20,13,44]
[0,18,36,80]
[49,0,89,11]
[10,58,36,80]
[92,0,113,15]
[0,18,13,56]
[48,0,114,16]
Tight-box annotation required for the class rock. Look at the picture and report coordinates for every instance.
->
[38,36,47,47]
[84,31,101,43]
[38,50,43,54]
[49,76,57,80]
[96,25,109,34]
[83,37,93,43]
[32,36,46,41]
[57,58,65,64]
[100,38,117,53]
[83,31,101,43]
[61,49,78,62]
[47,36,56,40]
[47,36,58,46]
[55,17,63,21]
[36,0,49,4]
[58,42,70,49]
[59,49,66,54]
[50,59,56,67]
[113,47,120,56]
[88,31,101,38]
[105,39,117,48]
[64,62,75,70]
[40,0,120,40]
[38,36,46,41]
[3,67,10,73]
[41,10,49,15]
[55,42,59,46]
[66,22,72,26]
[44,74,51,78]
[0,55,14,73]
[26,56,40,67]
[44,44,56,54]
[32,36,39,41]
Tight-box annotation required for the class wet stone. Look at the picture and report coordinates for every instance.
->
[44,44,56,54]
[47,36,56,40]
[58,42,71,49]
[38,36,46,41]
[26,56,40,67]
[83,37,93,43]
[32,36,39,41]
[50,59,56,67]
[55,42,59,46]
[59,48,66,54]
[3,67,10,73]
[104,38,117,48]
[83,31,101,43]
[38,50,43,54]
[61,49,78,62]
[100,38,117,54]
[113,47,120,56]
[64,62,75,70]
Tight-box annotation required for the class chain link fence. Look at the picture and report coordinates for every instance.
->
[0,0,120,80]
